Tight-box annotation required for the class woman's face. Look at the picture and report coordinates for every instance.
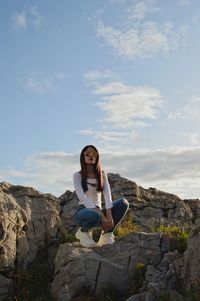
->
[84,147,98,164]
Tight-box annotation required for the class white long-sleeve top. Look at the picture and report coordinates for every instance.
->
[73,171,113,209]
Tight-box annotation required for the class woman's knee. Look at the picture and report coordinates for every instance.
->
[89,211,101,224]
[122,198,129,207]
[113,198,129,209]
[76,209,100,225]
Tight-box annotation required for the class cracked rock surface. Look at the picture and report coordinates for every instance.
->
[1,173,200,301]
[0,181,60,300]
[51,232,172,301]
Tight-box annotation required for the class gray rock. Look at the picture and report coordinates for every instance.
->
[0,274,13,301]
[50,232,172,300]
[0,182,60,299]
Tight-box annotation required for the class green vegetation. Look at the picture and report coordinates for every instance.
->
[132,262,146,294]
[59,226,77,243]
[154,225,189,254]
[114,215,141,238]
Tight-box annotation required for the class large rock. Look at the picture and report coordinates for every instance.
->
[0,182,60,300]
[59,190,78,233]
[1,174,200,301]
[107,173,194,231]
[50,232,173,301]
[0,274,13,301]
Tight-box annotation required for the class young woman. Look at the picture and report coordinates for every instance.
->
[73,145,129,248]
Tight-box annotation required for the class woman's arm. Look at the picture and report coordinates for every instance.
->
[73,172,96,208]
[103,171,113,209]
[103,171,114,230]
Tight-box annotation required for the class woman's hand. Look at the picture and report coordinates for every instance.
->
[93,207,114,231]
[106,209,114,230]
[106,217,114,230]
[101,214,114,231]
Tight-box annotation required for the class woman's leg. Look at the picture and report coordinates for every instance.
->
[97,198,129,246]
[75,208,101,232]
[103,198,129,233]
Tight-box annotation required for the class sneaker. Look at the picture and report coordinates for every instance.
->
[75,228,96,248]
[97,232,115,247]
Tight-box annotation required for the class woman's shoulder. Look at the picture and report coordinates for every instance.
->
[73,171,81,178]
[102,170,108,177]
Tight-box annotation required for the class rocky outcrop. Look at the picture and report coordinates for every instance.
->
[51,230,200,301]
[107,173,195,231]
[0,173,200,301]
[51,232,172,301]
[0,182,60,300]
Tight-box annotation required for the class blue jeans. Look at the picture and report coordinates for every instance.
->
[74,198,129,232]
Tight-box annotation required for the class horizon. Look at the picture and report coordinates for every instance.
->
[1,0,200,199]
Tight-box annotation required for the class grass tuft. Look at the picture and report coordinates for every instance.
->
[154,225,189,254]
[114,215,141,238]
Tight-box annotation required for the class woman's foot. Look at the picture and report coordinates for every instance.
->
[97,232,115,247]
[75,228,96,248]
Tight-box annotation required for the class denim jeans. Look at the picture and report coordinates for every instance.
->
[74,198,129,232]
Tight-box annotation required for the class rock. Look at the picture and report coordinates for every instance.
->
[171,230,200,290]
[0,182,60,300]
[106,173,194,232]
[0,274,13,301]
[1,174,200,300]
[50,232,172,300]
[59,190,79,233]
[184,199,200,227]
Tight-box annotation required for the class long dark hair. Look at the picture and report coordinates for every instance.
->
[79,145,104,192]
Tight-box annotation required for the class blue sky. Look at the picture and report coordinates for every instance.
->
[1,0,200,198]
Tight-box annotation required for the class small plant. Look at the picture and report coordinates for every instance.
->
[114,215,141,238]
[59,226,77,243]
[133,262,146,293]
[135,262,145,271]
[154,225,189,254]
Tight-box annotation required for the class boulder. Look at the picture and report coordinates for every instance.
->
[51,232,173,300]
[0,181,60,299]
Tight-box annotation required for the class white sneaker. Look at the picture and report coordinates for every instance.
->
[75,228,96,248]
[97,232,115,247]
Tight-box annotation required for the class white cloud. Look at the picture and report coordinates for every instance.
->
[92,0,187,60]
[92,81,164,128]
[11,11,27,30]
[78,129,138,143]
[84,69,117,82]
[11,6,43,31]
[96,20,185,59]
[0,152,80,196]
[22,77,54,94]
[183,132,200,146]
[179,0,191,6]
[168,96,200,120]
[20,72,65,94]
[192,15,199,24]
[29,6,43,28]
[81,69,164,148]
[126,0,159,23]
[1,147,200,199]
